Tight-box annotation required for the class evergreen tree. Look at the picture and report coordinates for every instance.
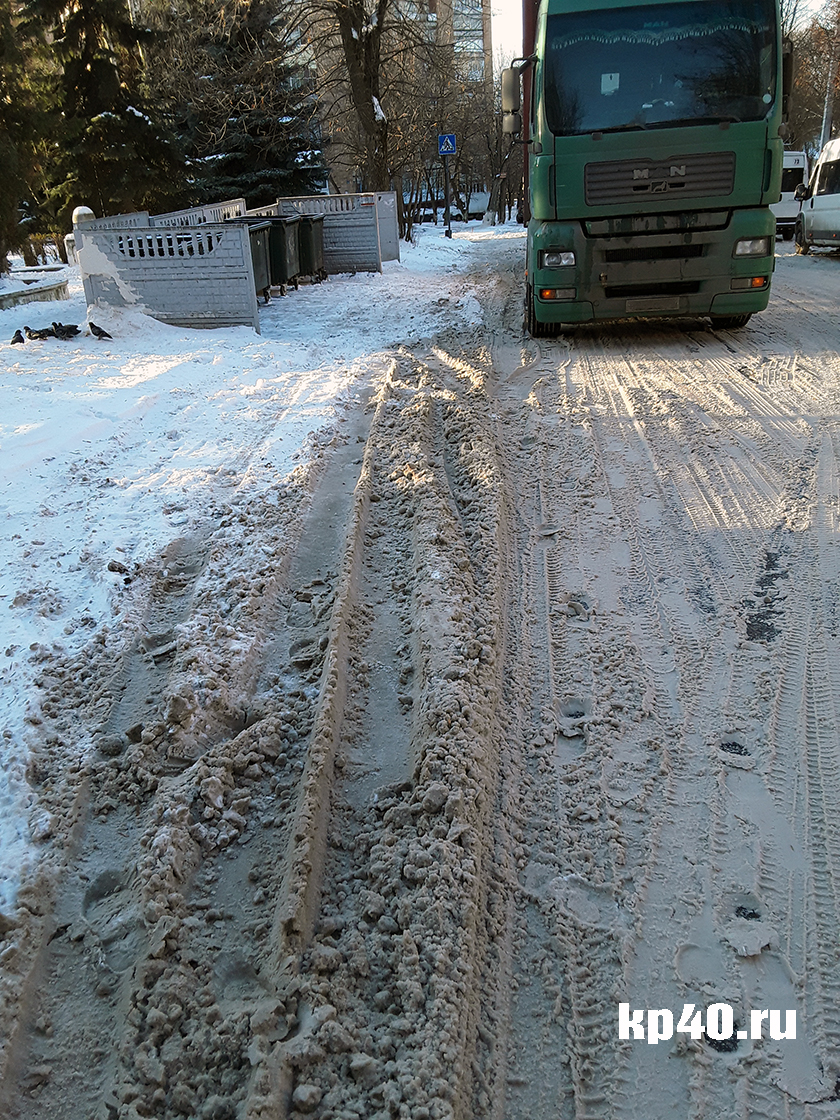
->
[20,0,184,228]
[0,0,40,271]
[143,0,324,208]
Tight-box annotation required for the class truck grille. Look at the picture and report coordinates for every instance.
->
[604,280,700,299]
[603,244,705,263]
[585,152,736,206]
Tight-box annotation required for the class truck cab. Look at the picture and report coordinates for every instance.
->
[503,0,786,336]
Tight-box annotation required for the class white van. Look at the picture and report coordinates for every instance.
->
[794,138,840,254]
[771,151,808,240]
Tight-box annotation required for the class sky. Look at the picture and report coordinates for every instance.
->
[491,0,523,63]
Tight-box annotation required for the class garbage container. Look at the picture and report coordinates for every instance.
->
[231,216,301,293]
[267,217,301,291]
[242,221,271,303]
[297,214,327,282]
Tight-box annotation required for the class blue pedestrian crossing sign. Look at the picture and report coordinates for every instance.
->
[438,133,457,156]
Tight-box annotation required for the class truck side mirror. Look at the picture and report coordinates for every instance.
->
[502,112,522,135]
[794,182,809,201]
[501,67,521,114]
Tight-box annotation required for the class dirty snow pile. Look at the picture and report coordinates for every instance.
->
[0,222,525,910]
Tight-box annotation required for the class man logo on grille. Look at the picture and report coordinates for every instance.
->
[632,163,687,193]
[633,165,686,180]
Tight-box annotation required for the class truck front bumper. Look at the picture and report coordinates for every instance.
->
[529,209,776,324]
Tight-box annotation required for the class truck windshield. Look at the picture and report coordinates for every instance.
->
[544,0,777,135]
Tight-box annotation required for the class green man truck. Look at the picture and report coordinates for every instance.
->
[502,0,789,336]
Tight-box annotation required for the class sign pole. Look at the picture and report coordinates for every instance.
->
[443,154,452,239]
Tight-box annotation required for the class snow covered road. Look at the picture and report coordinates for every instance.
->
[2,229,840,1119]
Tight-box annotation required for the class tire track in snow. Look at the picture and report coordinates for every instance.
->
[569,339,723,1120]
[738,420,840,1113]
[0,396,382,1120]
[492,339,669,1120]
[250,335,517,1119]
[498,355,601,1120]
[527,324,839,1119]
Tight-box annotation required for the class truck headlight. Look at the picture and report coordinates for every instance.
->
[541,250,576,268]
[733,237,771,257]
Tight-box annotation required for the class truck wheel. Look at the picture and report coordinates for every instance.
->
[524,284,558,338]
[524,283,538,336]
[794,218,811,255]
[782,227,794,241]
[710,314,752,330]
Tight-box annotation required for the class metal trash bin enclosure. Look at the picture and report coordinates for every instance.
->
[297,215,326,281]
[273,193,397,272]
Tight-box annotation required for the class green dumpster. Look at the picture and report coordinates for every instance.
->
[228,217,300,295]
[238,220,271,303]
[297,214,327,282]
[267,217,301,291]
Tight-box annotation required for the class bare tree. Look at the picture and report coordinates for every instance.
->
[781,0,808,36]
[304,0,434,192]
[303,0,498,228]
[789,0,840,152]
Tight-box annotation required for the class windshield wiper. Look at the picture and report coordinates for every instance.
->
[583,113,745,137]
[648,114,744,128]
[593,123,650,134]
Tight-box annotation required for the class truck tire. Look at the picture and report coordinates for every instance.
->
[794,217,811,255]
[782,227,794,241]
[524,284,559,338]
[710,314,752,330]
[524,283,539,336]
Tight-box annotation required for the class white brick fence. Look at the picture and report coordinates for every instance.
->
[74,192,400,331]
[75,221,260,332]
[151,199,248,227]
[250,192,399,273]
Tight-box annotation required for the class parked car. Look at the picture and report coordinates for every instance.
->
[771,150,808,240]
[794,139,840,254]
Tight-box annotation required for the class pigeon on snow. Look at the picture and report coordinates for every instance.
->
[52,321,80,339]
[10,329,24,345]
[24,325,55,341]
[88,321,112,340]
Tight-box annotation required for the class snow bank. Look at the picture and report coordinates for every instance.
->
[0,222,526,908]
